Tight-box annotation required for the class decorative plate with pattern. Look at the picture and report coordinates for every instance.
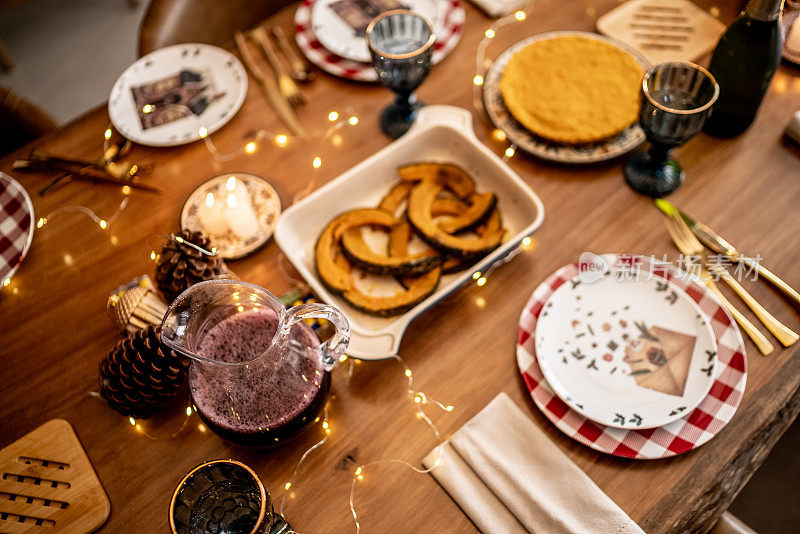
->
[517,254,747,459]
[295,0,465,82]
[181,173,282,259]
[311,0,446,63]
[0,172,34,285]
[534,257,717,429]
[483,31,649,164]
[109,44,247,147]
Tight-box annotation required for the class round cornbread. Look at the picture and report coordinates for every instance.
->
[499,35,643,144]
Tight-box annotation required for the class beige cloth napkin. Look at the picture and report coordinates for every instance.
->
[422,393,645,534]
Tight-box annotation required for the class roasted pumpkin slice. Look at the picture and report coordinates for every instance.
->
[342,267,440,317]
[431,197,467,217]
[437,192,497,234]
[398,163,475,198]
[340,226,441,275]
[408,181,505,258]
[441,209,504,272]
[379,182,414,215]
[315,208,397,292]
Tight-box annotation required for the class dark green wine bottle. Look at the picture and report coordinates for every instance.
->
[703,0,784,137]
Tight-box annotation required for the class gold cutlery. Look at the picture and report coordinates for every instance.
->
[662,205,797,347]
[657,199,800,309]
[28,146,142,181]
[662,209,774,355]
[270,26,315,82]
[249,26,305,107]
[234,31,307,138]
[13,160,162,193]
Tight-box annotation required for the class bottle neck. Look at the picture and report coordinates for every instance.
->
[745,0,785,21]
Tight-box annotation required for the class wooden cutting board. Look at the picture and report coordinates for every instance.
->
[0,419,110,533]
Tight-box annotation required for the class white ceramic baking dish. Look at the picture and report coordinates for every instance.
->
[275,105,544,360]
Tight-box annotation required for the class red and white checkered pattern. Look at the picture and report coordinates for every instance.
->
[516,254,747,459]
[0,172,34,284]
[294,0,465,82]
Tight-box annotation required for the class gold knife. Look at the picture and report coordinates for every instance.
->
[234,31,307,138]
[656,199,800,309]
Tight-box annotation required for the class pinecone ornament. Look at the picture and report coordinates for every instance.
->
[155,230,224,303]
[98,325,189,419]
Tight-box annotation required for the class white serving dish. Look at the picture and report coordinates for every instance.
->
[275,105,544,360]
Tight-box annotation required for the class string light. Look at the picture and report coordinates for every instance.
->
[504,146,515,158]
[348,116,358,126]
[104,128,113,140]
[312,157,322,169]
[328,111,339,121]
[515,10,526,20]
[473,75,484,86]
[244,141,258,154]
[275,134,288,147]
[485,29,495,39]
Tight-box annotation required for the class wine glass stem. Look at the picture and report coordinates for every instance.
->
[395,91,413,116]
[648,142,672,165]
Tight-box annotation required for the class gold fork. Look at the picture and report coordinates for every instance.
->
[663,212,775,355]
[249,26,305,107]
[665,211,798,347]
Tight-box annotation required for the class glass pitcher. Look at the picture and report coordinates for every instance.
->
[160,280,349,447]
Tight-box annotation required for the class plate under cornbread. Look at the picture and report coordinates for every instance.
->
[500,34,644,145]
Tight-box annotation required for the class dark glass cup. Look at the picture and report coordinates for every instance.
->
[624,62,719,197]
[169,460,293,534]
[366,10,435,139]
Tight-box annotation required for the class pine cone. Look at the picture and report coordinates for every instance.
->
[155,230,224,303]
[98,325,189,419]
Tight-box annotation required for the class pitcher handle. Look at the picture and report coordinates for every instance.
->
[282,302,350,371]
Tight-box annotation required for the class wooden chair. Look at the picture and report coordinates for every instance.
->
[0,86,57,156]
[138,0,297,57]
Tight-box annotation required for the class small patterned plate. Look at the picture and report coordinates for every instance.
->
[108,44,247,147]
[483,31,649,164]
[181,173,282,260]
[534,258,717,429]
[0,172,34,285]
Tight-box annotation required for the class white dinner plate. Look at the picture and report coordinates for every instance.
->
[109,44,247,147]
[483,31,649,164]
[311,0,446,63]
[534,265,718,429]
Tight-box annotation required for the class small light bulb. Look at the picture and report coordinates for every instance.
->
[185,406,192,416]
[485,29,495,38]
[312,156,322,169]
[2,278,10,287]
[129,417,136,426]
[142,104,153,113]
[515,10,526,20]
[99,219,107,229]
[355,467,362,476]
[492,129,506,141]
[121,185,131,195]
[348,116,358,126]
[104,128,113,140]
[245,141,257,154]
[331,133,343,147]
[322,421,329,429]
[404,369,412,377]
[328,111,339,121]
[414,396,422,403]
[476,297,486,308]
[275,134,288,147]
[175,236,184,243]
[150,251,157,260]
[285,482,292,490]
[339,355,348,362]
[446,405,454,412]
[505,146,515,158]
[522,236,532,247]
[473,75,484,86]
[237,305,244,312]
[477,277,487,287]
[472,271,481,280]
[198,127,208,138]
[36,218,47,228]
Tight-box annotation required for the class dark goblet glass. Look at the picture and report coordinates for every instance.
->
[366,9,435,139]
[624,62,719,197]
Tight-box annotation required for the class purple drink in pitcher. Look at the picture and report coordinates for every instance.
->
[189,309,329,446]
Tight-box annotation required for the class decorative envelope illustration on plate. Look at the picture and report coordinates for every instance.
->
[623,321,696,397]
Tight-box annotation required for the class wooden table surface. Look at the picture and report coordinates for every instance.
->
[2,1,799,532]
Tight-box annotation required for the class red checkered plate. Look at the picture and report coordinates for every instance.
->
[0,172,34,285]
[294,0,465,82]
[516,254,747,459]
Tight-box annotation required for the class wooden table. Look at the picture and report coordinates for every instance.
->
[2,1,799,532]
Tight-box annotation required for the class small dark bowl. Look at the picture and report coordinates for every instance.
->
[169,460,271,534]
